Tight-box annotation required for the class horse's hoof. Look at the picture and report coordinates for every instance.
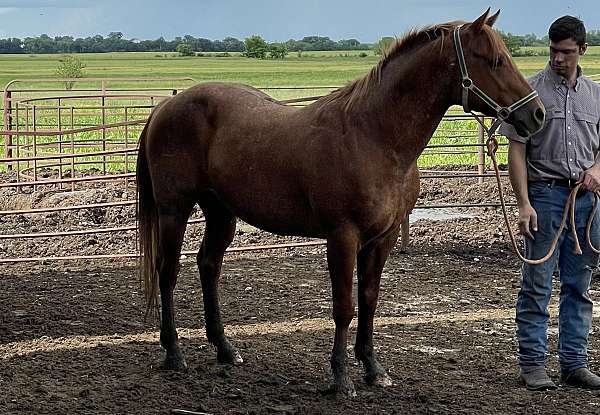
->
[230,350,244,365]
[338,384,357,398]
[217,349,244,365]
[160,356,188,371]
[366,372,393,387]
[333,378,357,398]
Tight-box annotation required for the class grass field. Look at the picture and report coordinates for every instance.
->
[1,46,600,171]
[2,46,600,90]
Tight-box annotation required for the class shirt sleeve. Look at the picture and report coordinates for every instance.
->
[498,121,528,144]
[498,73,541,144]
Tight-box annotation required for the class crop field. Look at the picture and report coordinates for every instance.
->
[2,46,600,88]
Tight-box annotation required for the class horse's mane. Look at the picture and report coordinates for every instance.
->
[316,20,506,114]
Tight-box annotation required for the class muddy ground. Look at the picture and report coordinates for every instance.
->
[2,172,600,414]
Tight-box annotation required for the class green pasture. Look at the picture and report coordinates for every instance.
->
[2,47,600,172]
[3,46,598,92]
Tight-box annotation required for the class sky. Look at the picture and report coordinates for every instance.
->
[0,0,599,43]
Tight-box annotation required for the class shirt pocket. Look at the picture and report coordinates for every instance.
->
[573,112,600,157]
[544,107,564,122]
[573,111,598,124]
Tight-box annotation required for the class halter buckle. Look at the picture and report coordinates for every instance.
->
[497,107,510,120]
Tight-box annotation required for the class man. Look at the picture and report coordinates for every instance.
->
[502,15,600,391]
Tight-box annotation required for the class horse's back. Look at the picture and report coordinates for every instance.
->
[142,82,415,239]
[143,83,322,233]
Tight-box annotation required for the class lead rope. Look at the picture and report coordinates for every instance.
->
[482,120,600,264]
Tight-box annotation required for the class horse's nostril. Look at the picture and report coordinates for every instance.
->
[535,108,545,123]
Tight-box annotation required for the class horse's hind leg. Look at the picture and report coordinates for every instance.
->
[355,225,400,387]
[197,193,242,365]
[157,203,194,370]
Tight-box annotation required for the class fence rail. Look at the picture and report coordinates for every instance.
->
[1,78,511,264]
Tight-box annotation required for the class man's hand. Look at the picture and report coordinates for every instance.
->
[580,164,600,192]
[518,203,538,240]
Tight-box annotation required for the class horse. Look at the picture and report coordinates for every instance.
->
[136,9,545,397]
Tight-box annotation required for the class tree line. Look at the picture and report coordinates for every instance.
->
[497,30,600,56]
[0,32,371,54]
[1,30,600,57]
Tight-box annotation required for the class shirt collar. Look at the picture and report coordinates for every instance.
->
[544,63,583,92]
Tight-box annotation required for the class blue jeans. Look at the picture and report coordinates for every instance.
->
[517,181,599,373]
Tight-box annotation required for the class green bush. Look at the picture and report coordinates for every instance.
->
[243,35,269,59]
[176,43,194,56]
[269,43,288,59]
[55,55,86,90]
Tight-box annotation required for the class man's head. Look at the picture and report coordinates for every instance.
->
[548,16,587,79]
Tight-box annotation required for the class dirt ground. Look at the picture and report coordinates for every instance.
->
[2,172,600,414]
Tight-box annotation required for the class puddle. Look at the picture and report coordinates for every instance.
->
[410,208,476,223]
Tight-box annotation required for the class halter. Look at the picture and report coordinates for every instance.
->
[453,25,539,136]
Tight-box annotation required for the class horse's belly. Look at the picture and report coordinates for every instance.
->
[215,188,324,238]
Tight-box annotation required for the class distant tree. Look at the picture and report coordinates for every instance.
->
[0,37,23,53]
[222,37,244,52]
[588,30,600,46]
[243,35,268,59]
[284,39,310,52]
[269,43,288,59]
[106,31,129,51]
[300,36,337,51]
[176,43,194,56]
[337,39,361,50]
[521,33,542,47]
[55,55,86,90]
[497,30,522,56]
[196,38,215,52]
[375,37,395,55]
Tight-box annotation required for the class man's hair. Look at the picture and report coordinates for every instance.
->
[549,15,586,45]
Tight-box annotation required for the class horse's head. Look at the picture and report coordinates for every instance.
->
[452,9,545,137]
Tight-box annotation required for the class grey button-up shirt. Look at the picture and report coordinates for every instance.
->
[500,64,600,181]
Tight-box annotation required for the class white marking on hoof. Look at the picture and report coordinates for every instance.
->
[373,373,394,387]
[233,352,244,365]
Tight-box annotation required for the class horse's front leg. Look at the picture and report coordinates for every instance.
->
[355,224,400,387]
[327,227,360,397]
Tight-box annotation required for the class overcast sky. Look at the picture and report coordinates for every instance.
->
[0,0,599,42]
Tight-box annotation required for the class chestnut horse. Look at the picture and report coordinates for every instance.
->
[137,10,545,396]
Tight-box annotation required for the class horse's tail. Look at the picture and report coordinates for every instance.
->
[136,115,159,319]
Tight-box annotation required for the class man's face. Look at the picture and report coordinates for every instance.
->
[549,38,587,78]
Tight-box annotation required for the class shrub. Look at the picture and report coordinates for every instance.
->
[176,43,194,57]
[55,55,86,90]
[243,35,269,59]
[269,43,288,59]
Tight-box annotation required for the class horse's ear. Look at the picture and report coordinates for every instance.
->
[486,10,500,27]
[471,8,491,32]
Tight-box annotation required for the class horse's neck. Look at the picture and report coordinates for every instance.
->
[365,45,455,165]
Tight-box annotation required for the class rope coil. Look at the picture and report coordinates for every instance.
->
[485,127,600,264]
